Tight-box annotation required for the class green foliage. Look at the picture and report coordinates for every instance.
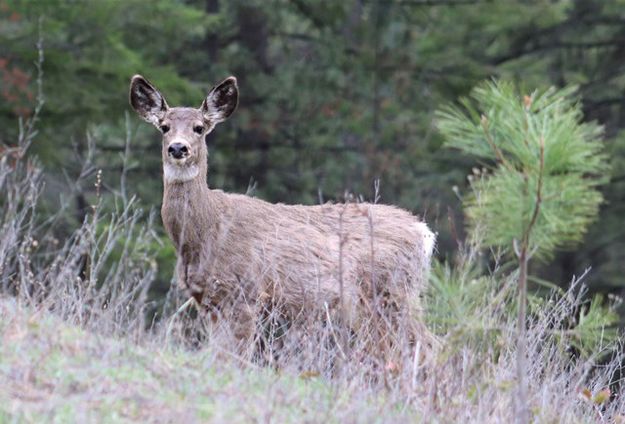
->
[427,255,514,353]
[438,81,608,260]
[435,80,616,362]
[427,252,620,359]
[2,0,625,316]
[567,294,619,358]
[2,0,204,131]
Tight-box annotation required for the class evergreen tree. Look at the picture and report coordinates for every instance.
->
[437,80,608,421]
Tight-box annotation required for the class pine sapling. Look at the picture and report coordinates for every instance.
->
[437,81,608,423]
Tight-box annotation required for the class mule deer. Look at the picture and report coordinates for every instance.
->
[129,75,436,362]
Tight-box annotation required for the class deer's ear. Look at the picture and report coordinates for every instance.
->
[129,75,169,126]
[201,76,238,124]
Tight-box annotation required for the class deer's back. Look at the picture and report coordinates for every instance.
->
[209,191,435,312]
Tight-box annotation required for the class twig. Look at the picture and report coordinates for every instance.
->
[411,340,422,391]
[337,201,350,359]
[523,137,545,252]
[165,296,199,343]
[480,114,513,170]
[324,301,347,361]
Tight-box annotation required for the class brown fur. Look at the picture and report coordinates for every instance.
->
[129,75,436,355]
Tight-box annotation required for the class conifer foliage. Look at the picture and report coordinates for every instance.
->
[437,80,609,422]
[438,81,607,260]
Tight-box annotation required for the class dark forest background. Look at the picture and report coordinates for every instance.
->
[2,0,625,313]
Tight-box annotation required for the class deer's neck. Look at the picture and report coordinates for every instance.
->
[161,171,218,253]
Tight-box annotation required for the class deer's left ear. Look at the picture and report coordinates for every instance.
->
[201,76,238,124]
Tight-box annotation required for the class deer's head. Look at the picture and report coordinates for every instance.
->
[129,75,238,183]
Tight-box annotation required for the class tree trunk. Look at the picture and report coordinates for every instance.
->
[515,246,530,424]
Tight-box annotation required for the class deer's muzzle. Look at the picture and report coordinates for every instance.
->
[168,143,189,160]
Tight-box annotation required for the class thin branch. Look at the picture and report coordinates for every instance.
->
[19,17,45,154]
[480,114,513,170]
[523,136,545,251]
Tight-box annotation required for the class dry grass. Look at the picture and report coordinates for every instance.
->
[1,297,416,423]
[1,256,623,423]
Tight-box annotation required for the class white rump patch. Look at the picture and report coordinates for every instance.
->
[163,163,200,183]
[414,222,436,259]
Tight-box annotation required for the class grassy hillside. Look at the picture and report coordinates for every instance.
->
[2,282,623,424]
[0,298,414,423]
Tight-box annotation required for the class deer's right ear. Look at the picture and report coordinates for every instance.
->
[129,75,169,126]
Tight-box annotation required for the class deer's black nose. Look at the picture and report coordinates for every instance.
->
[168,143,188,159]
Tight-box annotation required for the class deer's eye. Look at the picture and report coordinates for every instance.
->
[193,125,204,134]
[160,125,170,134]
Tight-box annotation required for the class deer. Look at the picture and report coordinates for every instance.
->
[129,75,437,365]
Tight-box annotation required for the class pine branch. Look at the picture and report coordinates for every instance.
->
[523,136,545,252]
[480,114,513,170]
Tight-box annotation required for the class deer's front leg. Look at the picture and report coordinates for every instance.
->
[175,255,204,303]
